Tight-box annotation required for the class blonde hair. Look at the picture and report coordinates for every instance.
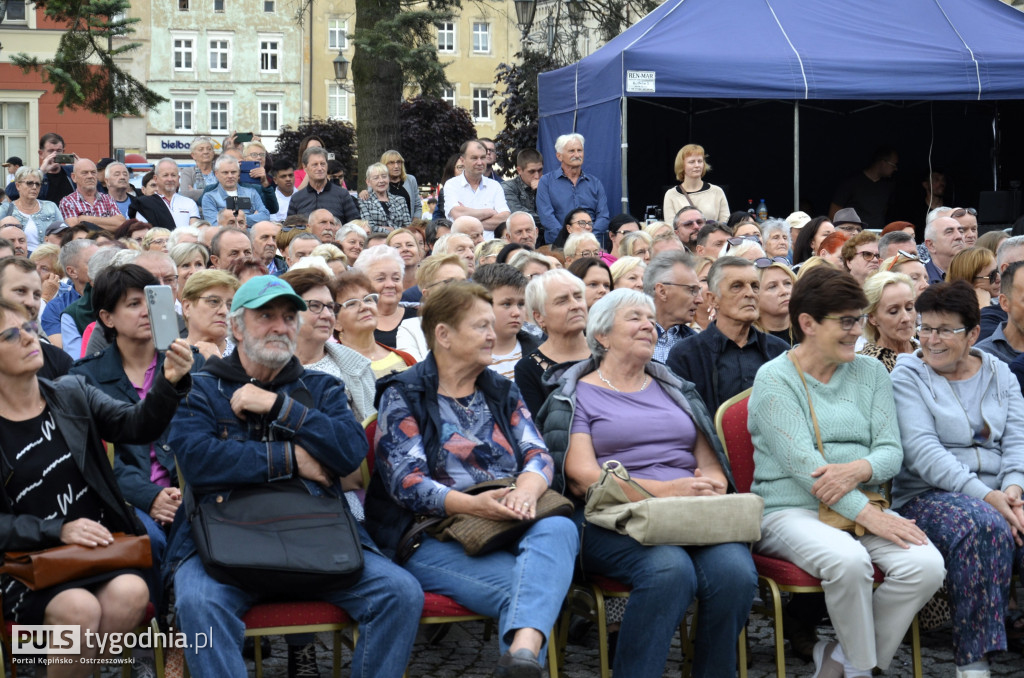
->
[610,256,646,287]
[311,243,347,264]
[795,256,835,280]
[861,271,915,343]
[673,144,711,181]
[181,269,240,301]
[642,222,673,240]
[142,227,172,250]
[30,244,63,277]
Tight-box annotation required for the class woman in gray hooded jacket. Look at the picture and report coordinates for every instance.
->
[891,280,1024,678]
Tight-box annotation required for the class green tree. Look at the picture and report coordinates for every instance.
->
[275,117,358,179]
[399,96,476,186]
[2,0,165,116]
[493,49,561,174]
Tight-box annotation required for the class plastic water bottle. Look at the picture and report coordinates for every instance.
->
[757,199,768,223]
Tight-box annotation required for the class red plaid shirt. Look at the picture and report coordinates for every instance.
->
[59,190,121,220]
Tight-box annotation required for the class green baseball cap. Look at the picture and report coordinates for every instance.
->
[231,275,308,313]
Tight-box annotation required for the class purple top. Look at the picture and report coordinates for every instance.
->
[572,380,698,481]
[130,353,170,488]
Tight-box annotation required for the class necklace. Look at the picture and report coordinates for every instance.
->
[439,382,479,420]
[597,368,649,393]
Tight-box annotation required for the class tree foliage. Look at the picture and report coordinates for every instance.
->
[398,96,476,186]
[275,117,358,178]
[4,0,165,117]
[493,49,562,175]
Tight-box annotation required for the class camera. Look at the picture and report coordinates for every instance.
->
[226,196,253,212]
[644,205,662,224]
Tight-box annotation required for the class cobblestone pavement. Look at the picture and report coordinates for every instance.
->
[230,610,1024,677]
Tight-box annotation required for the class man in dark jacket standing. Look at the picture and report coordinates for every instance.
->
[287,147,359,223]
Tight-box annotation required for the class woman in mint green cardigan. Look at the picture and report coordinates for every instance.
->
[749,266,944,678]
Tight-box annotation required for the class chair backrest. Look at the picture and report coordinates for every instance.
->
[360,413,378,488]
[715,388,754,493]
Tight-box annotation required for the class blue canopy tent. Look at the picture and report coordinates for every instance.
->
[537,0,1024,224]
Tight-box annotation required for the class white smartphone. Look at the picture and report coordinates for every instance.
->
[144,285,179,351]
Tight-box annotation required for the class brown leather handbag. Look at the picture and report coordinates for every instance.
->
[789,353,889,536]
[0,533,152,591]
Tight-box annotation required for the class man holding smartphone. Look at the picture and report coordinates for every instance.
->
[4,133,76,204]
[201,156,270,226]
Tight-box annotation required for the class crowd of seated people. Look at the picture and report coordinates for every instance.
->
[2,130,1021,678]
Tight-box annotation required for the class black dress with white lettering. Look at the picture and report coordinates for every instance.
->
[2,408,123,623]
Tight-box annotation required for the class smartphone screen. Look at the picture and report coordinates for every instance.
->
[145,285,179,351]
[235,132,254,143]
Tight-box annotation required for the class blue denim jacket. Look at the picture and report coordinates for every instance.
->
[163,353,367,580]
[200,184,270,226]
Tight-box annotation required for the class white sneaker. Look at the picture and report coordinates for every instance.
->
[955,669,991,678]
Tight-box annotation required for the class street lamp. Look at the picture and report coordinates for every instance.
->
[333,49,354,92]
[567,0,585,28]
[514,0,536,41]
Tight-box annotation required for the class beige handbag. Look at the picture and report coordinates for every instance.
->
[788,352,889,536]
[584,460,764,545]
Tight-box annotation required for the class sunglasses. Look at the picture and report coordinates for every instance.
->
[853,251,881,262]
[753,257,790,269]
[950,207,977,218]
[975,270,1000,285]
[0,321,40,343]
[281,224,308,232]
[885,250,921,271]
[727,235,761,247]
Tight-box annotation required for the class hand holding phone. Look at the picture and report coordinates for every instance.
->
[145,285,179,351]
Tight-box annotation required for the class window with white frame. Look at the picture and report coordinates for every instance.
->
[173,37,195,71]
[0,103,30,165]
[259,38,281,72]
[472,87,490,121]
[173,100,194,133]
[209,101,230,134]
[259,102,280,134]
[437,22,455,53]
[208,38,231,72]
[328,85,349,121]
[3,0,27,22]
[441,87,455,107]
[328,19,348,50]
[263,0,274,11]
[472,22,490,54]
[213,0,224,10]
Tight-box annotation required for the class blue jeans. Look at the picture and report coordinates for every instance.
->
[404,515,578,660]
[135,508,167,614]
[173,531,424,678]
[575,510,756,678]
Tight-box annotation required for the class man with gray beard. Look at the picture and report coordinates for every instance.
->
[166,275,421,678]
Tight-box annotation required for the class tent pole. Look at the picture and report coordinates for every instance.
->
[621,96,629,215]
[793,101,800,213]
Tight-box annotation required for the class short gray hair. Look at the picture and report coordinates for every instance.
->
[925,206,954,227]
[997,235,1024,270]
[191,136,215,150]
[586,288,654,360]
[525,268,585,321]
[104,162,128,181]
[155,157,179,174]
[59,238,96,272]
[88,247,123,281]
[14,166,43,184]
[168,226,201,250]
[508,211,536,229]
[170,242,209,268]
[214,155,239,172]
[760,218,789,245]
[877,231,914,260]
[564,232,601,258]
[353,243,404,272]
[337,223,367,243]
[554,133,585,154]
[707,255,754,296]
[643,250,694,295]
[302,146,329,166]
[287,232,321,257]
[365,162,388,181]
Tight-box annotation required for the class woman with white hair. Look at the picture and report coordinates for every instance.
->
[509,249,553,280]
[353,244,417,348]
[662,144,730,223]
[618,230,653,263]
[167,226,200,249]
[610,256,646,291]
[178,135,217,201]
[169,242,209,302]
[359,163,412,234]
[338,222,368,265]
[563,232,602,267]
[760,218,792,260]
[514,269,590,416]
[539,288,755,678]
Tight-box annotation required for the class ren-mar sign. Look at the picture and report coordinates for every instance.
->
[626,70,656,93]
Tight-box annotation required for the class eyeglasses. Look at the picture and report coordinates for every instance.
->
[631,248,650,258]
[198,295,232,309]
[886,250,921,271]
[572,219,594,230]
[754,257,790,269]
[975,271,1000,285]
[339,293,379,310]
[0,321,40,343]
[660,282,702,296]
[679,218,706,228]
[246,152,267,159]
[149,238,168,247]
[917,325,967,339]
[157,275,179,286]
[727,235,761,247]
[305,299,343,315]
[822,314,869,331]
[853,251,881,262]
[951,207,977,218]
[578,250,602,258]
[19,181,42,188]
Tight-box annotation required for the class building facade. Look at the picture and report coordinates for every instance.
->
[137,0,304,157]
[0,1,111,165]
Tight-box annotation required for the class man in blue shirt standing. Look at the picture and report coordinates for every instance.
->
[536,133,609,247]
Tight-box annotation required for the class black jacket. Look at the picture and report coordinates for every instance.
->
[130,193,178,231]
[0,372,191,553]
[287,180,360,223]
